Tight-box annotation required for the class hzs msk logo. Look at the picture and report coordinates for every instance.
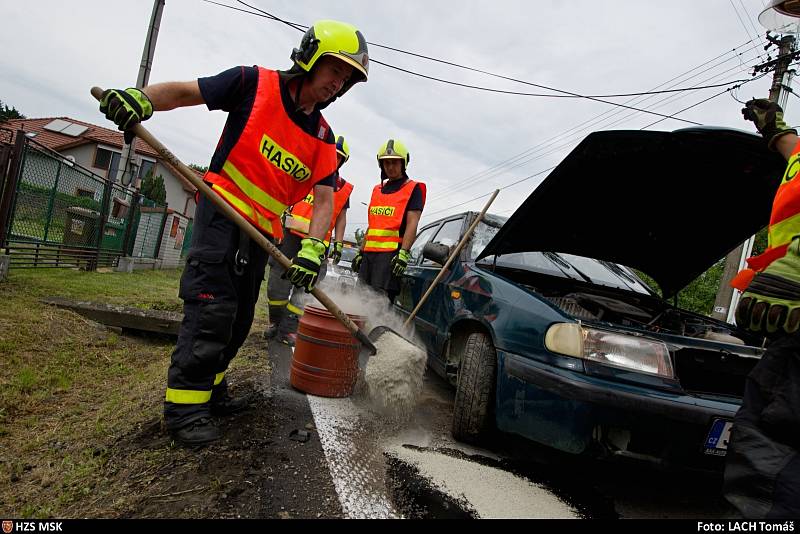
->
[2,521,13,534]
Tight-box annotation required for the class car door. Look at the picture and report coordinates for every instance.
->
[404,216,466,359]
[395,222,439,317]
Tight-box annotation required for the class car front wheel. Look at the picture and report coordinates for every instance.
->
[451,331,497,443]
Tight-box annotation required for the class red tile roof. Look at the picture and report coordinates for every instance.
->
[1,117,160,157]
[0,117,197,193]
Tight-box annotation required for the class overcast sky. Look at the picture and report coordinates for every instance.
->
[1,0,790,237]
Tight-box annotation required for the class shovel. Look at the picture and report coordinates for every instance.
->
[91,86,380,355]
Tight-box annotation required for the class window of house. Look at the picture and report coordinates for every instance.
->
[139,159,155,182]
[93,147,113,170]
[112,197,130,219]
[170,216,180,238]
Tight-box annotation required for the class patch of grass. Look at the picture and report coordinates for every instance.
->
[0,267,273,518]
[0,268,182,517]
[15,367,37,392]
[7,268,183,309]
[20,503,55,519]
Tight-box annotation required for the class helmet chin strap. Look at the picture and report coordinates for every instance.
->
[293,76,306,113]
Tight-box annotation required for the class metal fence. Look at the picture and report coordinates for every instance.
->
[0,129,168,269]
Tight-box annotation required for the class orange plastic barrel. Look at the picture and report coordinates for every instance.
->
[290,305,366,397]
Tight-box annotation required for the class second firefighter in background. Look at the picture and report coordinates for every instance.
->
[354,139,426,302]
[265,135,354,346]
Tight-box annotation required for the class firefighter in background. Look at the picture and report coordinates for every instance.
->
[99,21,368,446]
[724,98,800,518]
[353,139,426,302]
[265,135,354,346]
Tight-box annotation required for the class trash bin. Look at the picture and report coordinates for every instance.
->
[63,207,99,246]
[101,220,125,251]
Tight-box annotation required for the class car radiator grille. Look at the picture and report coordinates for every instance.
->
[674,348,757,397]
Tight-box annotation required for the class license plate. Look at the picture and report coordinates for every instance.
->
[703,419,733,456]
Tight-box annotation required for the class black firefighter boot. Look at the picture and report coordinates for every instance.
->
[276,312,300,347]
[264,304,285,339]
[210,384,251,416]
[171,417,221,446]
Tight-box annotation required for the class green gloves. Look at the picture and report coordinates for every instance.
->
[352,252,363,273]
[285,237,326,292]
[735,237,800,335]
[99,88,153,143]
[331,241,343,264]
[742,98,797,151]
[391,249,410,276]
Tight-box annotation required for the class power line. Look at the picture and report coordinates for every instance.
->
[734,0,769,62]
[424,40,763,201]
[640,69,771,130]
[202,1,772,220]
[424,70,770,221]
[427,51,763,203]
[369,58,750,99]
[200,0,751,124]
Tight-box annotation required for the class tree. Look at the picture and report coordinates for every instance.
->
[637,226,769,316]
[189,163,208,174]
[140,170,167,204]
[0,99,25,121]
[354,227,365,247]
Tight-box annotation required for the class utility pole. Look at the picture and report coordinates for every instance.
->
[711,33,796,323]
[114,0,166,189]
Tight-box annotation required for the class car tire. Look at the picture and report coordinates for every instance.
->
[451,331,497,444]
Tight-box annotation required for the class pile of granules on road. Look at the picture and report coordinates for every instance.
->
[364,332,426,420]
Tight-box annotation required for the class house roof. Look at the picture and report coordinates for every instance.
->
[0,117,199,193]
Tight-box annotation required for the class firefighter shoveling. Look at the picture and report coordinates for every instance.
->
[90,87,426,403]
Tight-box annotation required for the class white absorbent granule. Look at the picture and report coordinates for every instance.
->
[364,332,427,420]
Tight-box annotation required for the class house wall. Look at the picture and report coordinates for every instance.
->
[157,211,190,268]
[153,161,194,218]
[60,144,195,219]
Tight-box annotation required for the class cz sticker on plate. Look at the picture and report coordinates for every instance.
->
[704,418,733,456]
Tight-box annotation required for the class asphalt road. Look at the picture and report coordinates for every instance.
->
[268,340,737,519]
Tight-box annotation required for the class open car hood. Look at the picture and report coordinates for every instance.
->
[477,128,785,297]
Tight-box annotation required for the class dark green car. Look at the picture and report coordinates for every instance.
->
[395,127,785,471]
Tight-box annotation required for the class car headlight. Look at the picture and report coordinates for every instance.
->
[544,323,674,378]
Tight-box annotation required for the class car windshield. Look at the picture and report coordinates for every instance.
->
[472,216,654,295]
[340,247,358,262]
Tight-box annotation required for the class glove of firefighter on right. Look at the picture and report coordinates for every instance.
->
[735,236,800,335]
[330,241,343,264]
[351,251,363,273]
[742,98,798,151]
[284,237,326,292]
[391,249,410,276]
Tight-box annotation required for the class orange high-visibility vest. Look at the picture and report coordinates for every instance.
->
[363,179,426,253]
[732,140,800,290]
[204,68,337,239]
[288,176,354,244]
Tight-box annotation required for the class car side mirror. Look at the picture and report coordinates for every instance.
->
[423,242,451,265]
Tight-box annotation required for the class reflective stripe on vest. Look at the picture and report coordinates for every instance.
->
[289,178,354,242]
[212,184,274,235]
[363,179,425,253]
[732,140,800,290]
[203,67,338,239]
